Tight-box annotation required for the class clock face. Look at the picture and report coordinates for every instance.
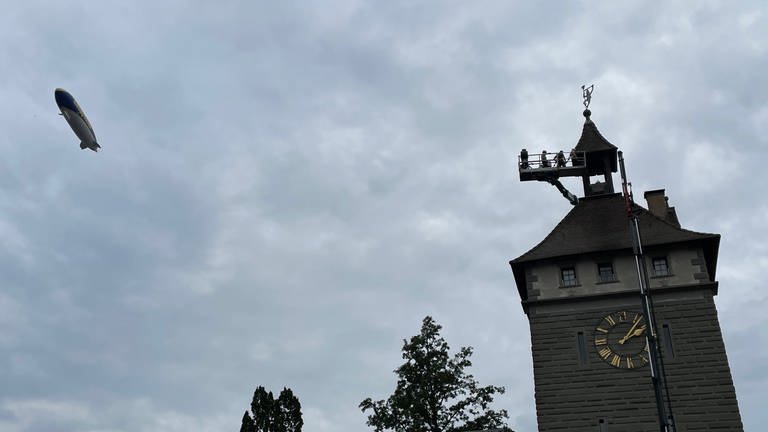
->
[594,310,649,369]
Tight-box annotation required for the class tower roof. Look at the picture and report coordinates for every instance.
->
[574,111,619,175]
[510,193,720,301]
[574,112,618,153]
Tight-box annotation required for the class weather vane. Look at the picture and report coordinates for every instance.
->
[581,84,594,109]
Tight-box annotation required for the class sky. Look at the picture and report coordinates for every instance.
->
[0,1,766,431]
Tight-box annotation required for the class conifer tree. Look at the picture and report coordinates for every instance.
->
[240,411,255,432]
[251,386,276,432]
[241,385,303,432]
[276,387,303,432]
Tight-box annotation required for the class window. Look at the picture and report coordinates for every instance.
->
[561,267,578,287]
[662,324,675,358]
[652,257,670,276]
[577,332,588,365]
[597,263,616,282]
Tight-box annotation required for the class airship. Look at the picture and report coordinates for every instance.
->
[54,88,101,152]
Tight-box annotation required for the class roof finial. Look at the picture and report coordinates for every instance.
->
[581,84,594,118]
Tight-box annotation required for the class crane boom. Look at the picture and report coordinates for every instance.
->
[619,151,676,432]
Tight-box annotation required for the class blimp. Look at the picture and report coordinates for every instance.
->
[54,88,101,152]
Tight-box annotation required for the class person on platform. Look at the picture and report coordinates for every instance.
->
[541,150,550,168]
[570,148,582,166]
[556,150,566,167]
[520,148,529,169]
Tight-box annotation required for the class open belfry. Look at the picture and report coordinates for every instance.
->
[510,88,743,431]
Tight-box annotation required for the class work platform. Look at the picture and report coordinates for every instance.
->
[518,151,588,182]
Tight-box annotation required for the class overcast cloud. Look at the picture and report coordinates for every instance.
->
[0,1,766,431]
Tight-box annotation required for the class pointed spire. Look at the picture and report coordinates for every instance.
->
[574,110,617,153]
[573,108,619,196]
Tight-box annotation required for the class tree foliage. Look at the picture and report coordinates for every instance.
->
[360,316,511,432]
[240,410,256,432]
[276,388,303,432]
[241,386,303,432]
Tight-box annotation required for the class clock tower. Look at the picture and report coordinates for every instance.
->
[510,108,743,431]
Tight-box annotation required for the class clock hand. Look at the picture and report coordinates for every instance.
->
[629,325,646,340]
[619,325,647,344]
[618,317,642,345]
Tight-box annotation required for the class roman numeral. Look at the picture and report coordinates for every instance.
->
[595,337,607,346]
[596,327,608,334]
[626,357,634,369]
[599,347,611,359]
[605,315,616,326]
[611,355,621,367]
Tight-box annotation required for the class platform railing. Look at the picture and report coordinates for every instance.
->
[518,150,586,170]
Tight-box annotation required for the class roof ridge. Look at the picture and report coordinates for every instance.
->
[632,202,719,238]
[511,194,719,264]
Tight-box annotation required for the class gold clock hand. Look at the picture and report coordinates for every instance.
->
[619,316,642,345]
[620,325,647,344]
[632,325,647,338]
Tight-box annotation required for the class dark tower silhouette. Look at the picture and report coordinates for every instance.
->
[573,109,617,196]
[511,108,743,431]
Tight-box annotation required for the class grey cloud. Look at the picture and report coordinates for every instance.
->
[0,1,766,431]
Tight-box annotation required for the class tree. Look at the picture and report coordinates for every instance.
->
[240,385,303,432]
[251,386,276,431]
[359,316,512,432]
[240,410,256,432]
[275,387,303,432]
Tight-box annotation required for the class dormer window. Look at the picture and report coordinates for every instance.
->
[597,262,616,282]
[652,257,670,276]
[561,267,578,287]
